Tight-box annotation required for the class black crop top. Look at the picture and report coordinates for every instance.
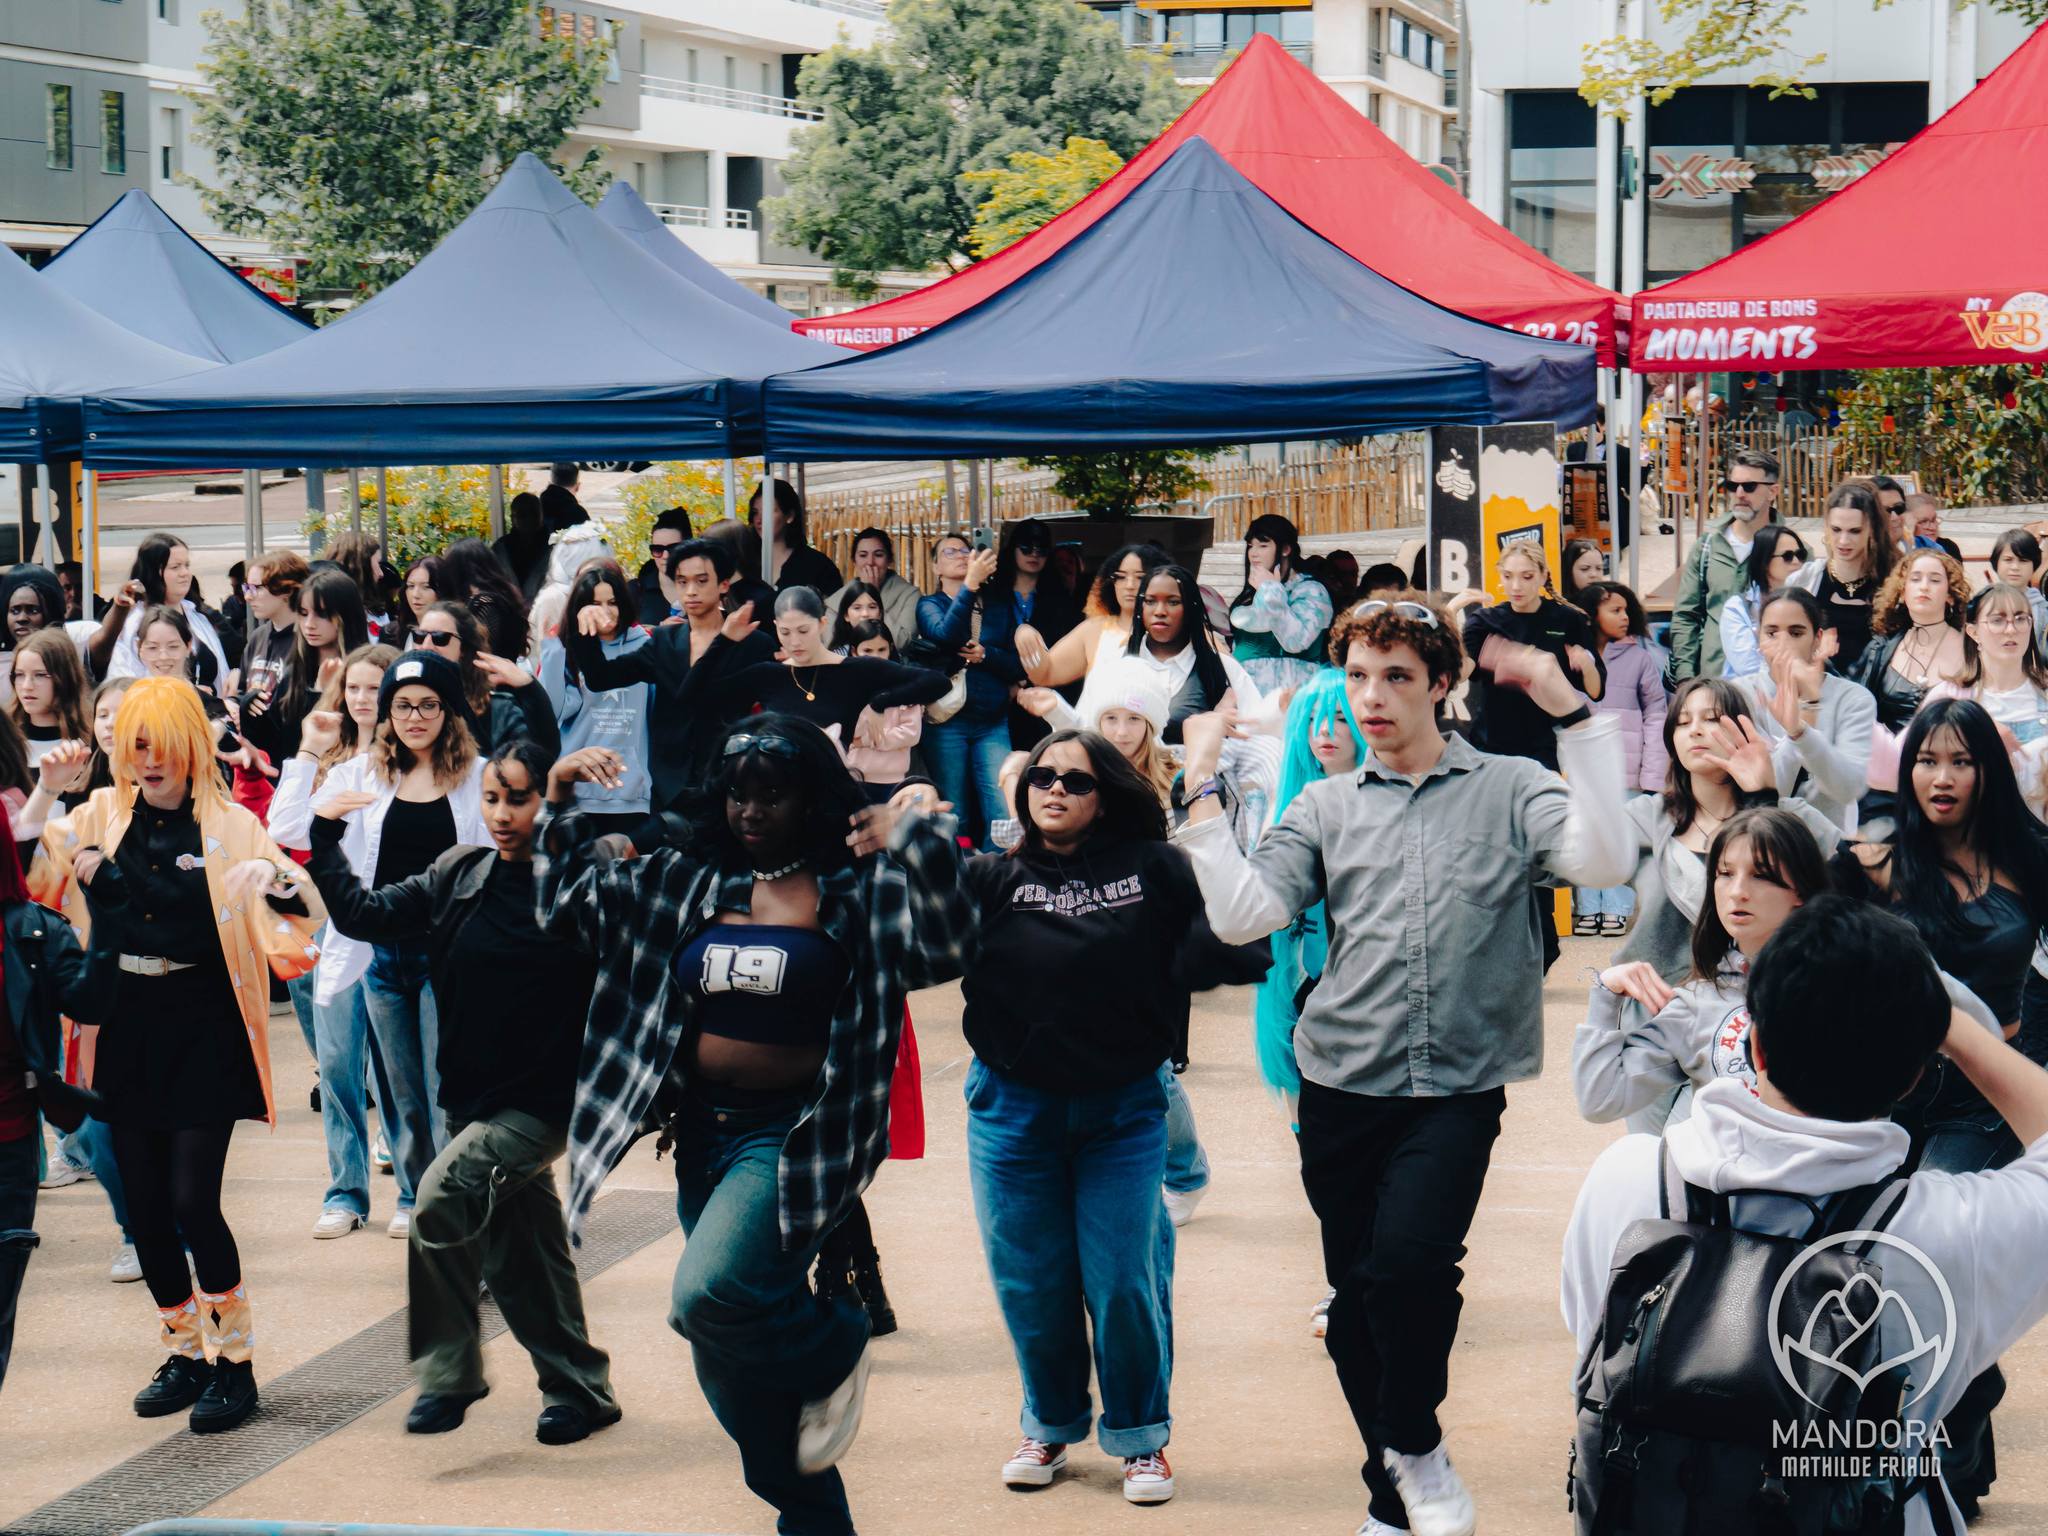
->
[675,923,847,1048]
[374,795,458,891]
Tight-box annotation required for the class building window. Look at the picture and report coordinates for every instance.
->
[1160,8,1310,63]
[156,0,175,20]
[1505,90,1597,280]
[46,85,73,172]
[723,55,736,91]
[760,61,771,97]
[159,106,180,180]
[686,47,698,82]
[101,91,127,174]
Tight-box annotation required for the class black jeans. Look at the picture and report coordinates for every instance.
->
[0,1132,37,1395]
[1297,1079,1506,1530]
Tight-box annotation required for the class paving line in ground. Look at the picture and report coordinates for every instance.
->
[4,1187,679,1536]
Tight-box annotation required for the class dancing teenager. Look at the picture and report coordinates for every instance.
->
[305,735,618,1443]
[536,716,977,1535]
[1173,597,1633,1536]
[94,534,230,686]
[31,677,326,1431]
[537,565,655,840]
[241,568,370,765]
[1737,589,1876,830]
[1228,514,1335,697]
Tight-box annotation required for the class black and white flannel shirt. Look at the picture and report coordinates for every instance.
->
[534,803,977,1252]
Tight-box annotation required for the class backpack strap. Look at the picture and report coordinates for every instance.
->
[1658,1141,1727,1226]
[1826,1170,1913,1251]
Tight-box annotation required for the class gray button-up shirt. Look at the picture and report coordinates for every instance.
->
[1179,720,1631,1098]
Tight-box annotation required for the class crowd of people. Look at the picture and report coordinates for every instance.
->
[4,462,2048,1536]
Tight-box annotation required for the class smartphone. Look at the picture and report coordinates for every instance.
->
[971,526,993,552]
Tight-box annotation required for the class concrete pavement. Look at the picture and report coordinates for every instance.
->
[9,938,2047,1535]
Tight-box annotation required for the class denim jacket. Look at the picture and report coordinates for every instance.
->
[917,586,1025,723]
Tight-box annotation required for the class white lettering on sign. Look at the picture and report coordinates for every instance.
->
[1438,540,1470,593]
[1641,325,1818,363]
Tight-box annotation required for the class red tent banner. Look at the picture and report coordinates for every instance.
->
[1629,22,2048,372]
[795,34,1624,365]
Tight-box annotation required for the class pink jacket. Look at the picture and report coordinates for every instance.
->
[1596,636,1671,792]
[845,703,923,787]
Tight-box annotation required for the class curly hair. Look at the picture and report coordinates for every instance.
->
[1872,547,1970,637]
[1326,592,1463,689]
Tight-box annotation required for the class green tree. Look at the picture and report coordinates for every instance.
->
[1573,0,2048,115]
[770,0,1183,294]
[1837,367,2048,506]
[965,136,1125,260]
[190,0,611,302]
[1021,450,1210,520]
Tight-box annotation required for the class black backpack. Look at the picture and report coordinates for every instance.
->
[1570,1146,1952,1536]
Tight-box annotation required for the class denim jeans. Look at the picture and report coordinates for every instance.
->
[63,1116,133,1242]
[1573,884,1637,920]
[361,942,444,1204]
[0,1131,36,1394]
[922,715,1012,849]
[316,981,402,1216]
[1162,1067,1210,1195]
[964,1058,1174,1457]
[286,970,320,1059]
[671,1094,869,1536]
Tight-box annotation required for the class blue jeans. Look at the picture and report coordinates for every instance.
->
[361,943,444,1203]
[315,981,404,1216]
[63,1117,133,1243]
[286,970,320,1059]
[922,715,1012,849]
[964,1059,1174,1457]
[1573,885,1637,920]
[671,1095,869,1536]
[1162,1067,1209,1195]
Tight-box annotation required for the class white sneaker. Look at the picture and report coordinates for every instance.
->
[1162,1185,1205,1228]
[795,1344,871,1475]
[108,1245,143,1283]
[1356,1519,1409,1535]
[39,1155,91,1189]
[387,1208,412,1240]
[1312,1287,1335,1338]
[1001,1437,1068,1487]
[313,1208,363,1239]
[1381,1443,1475,1536]
[372,1133,393,1172]
[1122,1451,1175,1504]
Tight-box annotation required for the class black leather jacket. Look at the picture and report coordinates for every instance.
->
[7,880,124,1129]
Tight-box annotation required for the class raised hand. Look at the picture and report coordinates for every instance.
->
[547,746,625,803]
[721,601,759,645]
[473,651,533,690]
[1013,624,1048,674]
[1701,713,1775,793]
[36,738,91,794]
[313,788,376,822]
[964,547,999,592]
[1180,710,1229,781]
[298,709,344,759]
[1600,961,1678,1013]
[1015,687,1063,719]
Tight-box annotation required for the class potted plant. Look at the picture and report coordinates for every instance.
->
[1019,449,1216,570]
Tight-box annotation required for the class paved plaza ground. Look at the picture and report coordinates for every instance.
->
[7,939,2048,1536]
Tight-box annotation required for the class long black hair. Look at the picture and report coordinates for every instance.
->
[1011,729,1167,853]
[1742,524,1807,596]
[1089,542,1169,621]
[678,714,867,875]
[992,518,1070,604]
[276,568,370,726]
[1126,564,1230,717]
[559,563,638,686]
[1232,515,1304,610]
[1559,537,1605,605]
[436,537,530,658]
[131,532,196,606]
[827,580,886,652]
[1887,697,2048,942]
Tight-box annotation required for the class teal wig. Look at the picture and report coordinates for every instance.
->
[1252,668,1365,1105]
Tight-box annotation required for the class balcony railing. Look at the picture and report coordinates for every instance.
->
[648,203,756,231]
[1164,41,1313,69]
[638,76,822,121]
[790,0,886,16]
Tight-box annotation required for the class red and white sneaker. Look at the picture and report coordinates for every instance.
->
[1122,1451,1175,1504]
[1001,1437,1067,1487]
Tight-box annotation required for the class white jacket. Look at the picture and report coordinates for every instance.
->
[1562,1078,2048,1535]
[268,752,487,1006]
[105,598,229,686]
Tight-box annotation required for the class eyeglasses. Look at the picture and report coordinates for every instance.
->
[1351,599,1440,628]
[936,545,970,560]
[1023,766,1098,796]
[389,698,443,721]
[1722,478,1778,493]
[408,628,459,649]
[723,733,802,761]
[1974,612,2031,632]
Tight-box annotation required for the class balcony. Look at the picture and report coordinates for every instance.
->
[1164,40,1313,73]
[649,203,755,231]
[638,75,822,122]
[790,0,886,16]
[642,206,759,265]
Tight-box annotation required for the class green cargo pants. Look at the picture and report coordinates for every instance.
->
[409,1109,615,1415]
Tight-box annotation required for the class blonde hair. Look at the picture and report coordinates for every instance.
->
[1495,541,1556,594]
[1097,710,1177,807]
[110,677,229,814]
[313,642,400,788]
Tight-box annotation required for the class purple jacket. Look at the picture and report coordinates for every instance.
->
[1596,636,1670,792]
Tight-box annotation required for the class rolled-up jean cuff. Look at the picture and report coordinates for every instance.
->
[1022,1405,1093,1449]
[1095,1415,1172,1458]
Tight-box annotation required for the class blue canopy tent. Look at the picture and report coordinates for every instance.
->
[42,190,312,364]
[596,181,796,329]
[82,154,847,469]
[762,137,1595,461]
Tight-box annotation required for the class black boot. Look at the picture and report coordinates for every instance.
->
[134,1355,213,1418]
[813,1254,855,1304]
[190,1358,259,1433]
[852,1256,897,1338]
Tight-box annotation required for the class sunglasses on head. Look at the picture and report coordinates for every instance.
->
[1722,478,1777,493]
[409,628,459,649]
[1352,599,1440,628]
[723,733,803,762]
[1024,765,1098,796]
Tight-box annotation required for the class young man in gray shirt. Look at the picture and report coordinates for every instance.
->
[1176,596,1634,1536]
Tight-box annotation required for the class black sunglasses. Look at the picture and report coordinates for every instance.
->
[409,628,459,649]
[1722,478,1778,493]
[1024,766,1098,796]
[723,733,803,762]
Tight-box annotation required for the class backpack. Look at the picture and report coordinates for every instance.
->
[1569,1146,1952,1536]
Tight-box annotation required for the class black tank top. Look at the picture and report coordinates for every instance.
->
[674,923,847,1047]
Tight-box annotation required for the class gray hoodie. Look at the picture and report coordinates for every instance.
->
[537,630,653,815]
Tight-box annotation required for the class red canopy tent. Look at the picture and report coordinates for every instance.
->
[1630,23,2048,372]
[795,33,1624,365]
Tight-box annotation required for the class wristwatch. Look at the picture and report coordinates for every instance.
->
[1552,704,1594,730]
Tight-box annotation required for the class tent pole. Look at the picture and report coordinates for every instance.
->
[82,467,98,611]
[375,467,390,552]
[1603,370,1622,585]
[1626,370,1642,593]
[243,470,260,573]
[304,470,326,557]
[347,468,363,535]
[1695,369,1711,543]
[761,466,777,586]
[32,464,56,568]
[723,459,737,523]
[796,463,806,506]
[966,458,982,529]
[1670,377,1685,577]
[942,461,959,526]
[487,465,505,541]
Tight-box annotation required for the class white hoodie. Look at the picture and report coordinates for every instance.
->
[1562,1078,2048,1535]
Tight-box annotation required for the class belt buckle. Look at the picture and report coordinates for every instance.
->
[130,954,167,977]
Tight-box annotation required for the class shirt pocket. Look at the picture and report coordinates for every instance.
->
[1445,834,1522,911]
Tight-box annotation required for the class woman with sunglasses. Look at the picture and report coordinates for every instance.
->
[1228,514,1334,700]
[990,521,1080,751]
[407,598,557,757]
[1737,588,1875,832]
[31,677,327,1432]
[1847,546,1972,735]
[1715,524,1808,680]
[536,715,976,1535]
[242,569,370,767]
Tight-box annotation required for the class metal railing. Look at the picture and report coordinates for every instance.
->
[790,0,886,16]
[637,75,822,121]
[647,202,755,231]
[1164,41,1314,69]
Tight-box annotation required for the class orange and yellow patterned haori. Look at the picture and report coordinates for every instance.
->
[28,678,326,1126]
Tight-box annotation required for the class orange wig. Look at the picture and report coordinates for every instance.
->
[109,677,229,814]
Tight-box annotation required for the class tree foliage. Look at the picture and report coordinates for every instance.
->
[190,0,611,303]
[965,136,1125,260]
[1837,367,2048,507]
[769,0,1184,293]
[1021,450,1211,520]
[1573,0,2048,116]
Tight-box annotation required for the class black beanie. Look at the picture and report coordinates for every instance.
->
[376,650,471,726]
